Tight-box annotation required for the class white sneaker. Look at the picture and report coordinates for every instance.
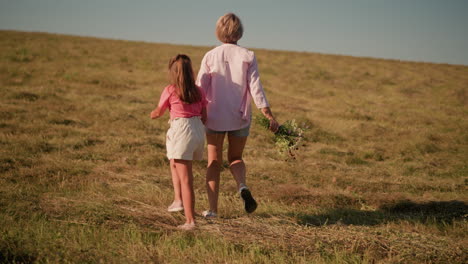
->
[177,223,196,231]
[167,201,183,212]
[202,210,217,218]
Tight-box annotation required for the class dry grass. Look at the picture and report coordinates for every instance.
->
[0,30,467,263]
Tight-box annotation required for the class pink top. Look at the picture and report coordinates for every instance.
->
[158,85,208,120]
[196,43,269,131]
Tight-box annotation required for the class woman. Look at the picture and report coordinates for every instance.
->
[197,13,279,218]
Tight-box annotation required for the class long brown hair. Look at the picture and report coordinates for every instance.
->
[168,54,201,104]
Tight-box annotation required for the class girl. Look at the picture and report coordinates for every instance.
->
[151,54,207,230]
[196,13,279,218]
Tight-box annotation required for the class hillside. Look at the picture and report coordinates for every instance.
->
[0,30,467,263]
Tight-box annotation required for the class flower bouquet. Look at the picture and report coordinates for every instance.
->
[256,115,308,157]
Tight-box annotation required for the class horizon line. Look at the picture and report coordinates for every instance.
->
[2,28,467,67]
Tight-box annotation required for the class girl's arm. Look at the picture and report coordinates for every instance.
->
[201,106,207,125]
[151,86,170,119]
[150,106,165,119]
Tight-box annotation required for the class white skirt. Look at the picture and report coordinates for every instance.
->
[166,117,205,160]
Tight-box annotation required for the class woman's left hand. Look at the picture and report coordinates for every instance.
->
[269,118,279,133]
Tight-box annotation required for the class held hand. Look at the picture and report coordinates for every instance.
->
[201,107,207,125]
[269,118,279,133]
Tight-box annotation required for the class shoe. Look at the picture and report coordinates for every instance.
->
[167,201,184,212]
[240,188,257,213]
[177,223,196,231]
[202,210,217,218]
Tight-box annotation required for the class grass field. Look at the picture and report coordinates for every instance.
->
[0,30,467,263]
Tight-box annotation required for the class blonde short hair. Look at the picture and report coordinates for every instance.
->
[216,13,243,43]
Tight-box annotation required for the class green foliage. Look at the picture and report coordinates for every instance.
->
[256,115,308,157]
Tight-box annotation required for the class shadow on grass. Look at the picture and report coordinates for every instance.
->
[292,200,468,226]
[0,238,36,264]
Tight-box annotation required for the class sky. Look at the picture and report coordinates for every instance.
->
[1,0,467,65]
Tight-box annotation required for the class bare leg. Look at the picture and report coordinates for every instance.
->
[227,135,248,189]
[174,159,195,224]
[170,159,182,203]
[228,135,257,213]
[206,133,225,213]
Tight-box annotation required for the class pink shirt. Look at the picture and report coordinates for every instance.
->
[158,85,207,120]
[196,43,269,131]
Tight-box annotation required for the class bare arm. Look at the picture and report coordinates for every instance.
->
[261,107,279,133]
[201,106,207,125]
[150,106,165,119]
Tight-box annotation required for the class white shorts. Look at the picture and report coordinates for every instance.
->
[166,117,205,160]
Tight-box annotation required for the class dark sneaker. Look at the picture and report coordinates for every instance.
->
[240,188,257,213]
